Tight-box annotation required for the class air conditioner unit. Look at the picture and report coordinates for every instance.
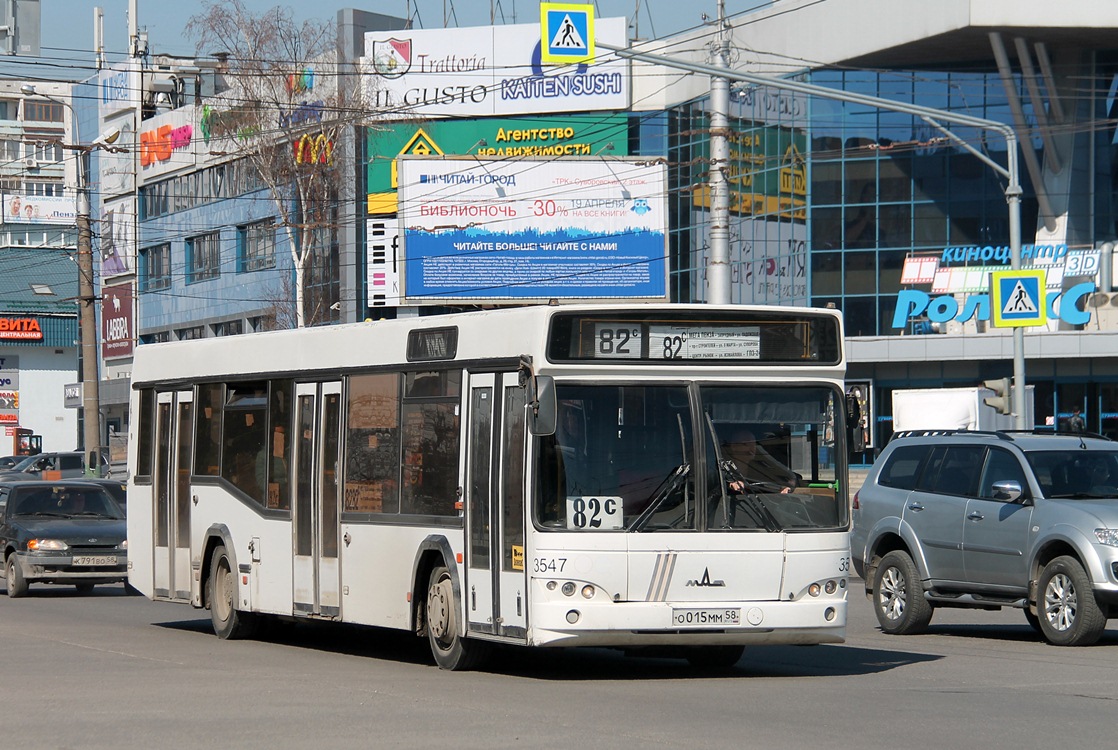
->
[23,158,36,167]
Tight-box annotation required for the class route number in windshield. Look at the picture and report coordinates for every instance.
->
[565,495,624,530]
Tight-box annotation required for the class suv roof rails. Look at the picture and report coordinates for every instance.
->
[891,428,1014,441]
[891,428,1113,443]
[998,428,1112,441]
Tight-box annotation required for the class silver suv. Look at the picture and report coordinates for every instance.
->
[852,430,1118,646]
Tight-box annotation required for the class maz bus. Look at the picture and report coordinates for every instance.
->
[127,304,851,670]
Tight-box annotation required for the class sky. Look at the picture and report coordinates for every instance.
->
[19,0,763,79]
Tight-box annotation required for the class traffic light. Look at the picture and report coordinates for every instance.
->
[983,377,1012,415]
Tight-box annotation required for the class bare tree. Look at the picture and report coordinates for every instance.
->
[188,1,357,327]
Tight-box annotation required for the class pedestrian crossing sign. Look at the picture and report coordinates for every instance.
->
[990,269,1048,327]
[540,3,594,64]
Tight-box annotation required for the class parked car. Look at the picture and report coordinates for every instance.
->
[852,429,1118,646]
[1,480,128,597]
[0,450,115,482]
[0,456,21,470]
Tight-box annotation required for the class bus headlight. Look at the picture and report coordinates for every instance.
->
[825,580,837,594]
[808,583,821,597]
[581,585,595,599]
[561,582,576,597]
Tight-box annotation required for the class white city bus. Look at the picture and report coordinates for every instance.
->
[127,304,851,670]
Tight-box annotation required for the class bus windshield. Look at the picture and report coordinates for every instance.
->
[535,383,844,532]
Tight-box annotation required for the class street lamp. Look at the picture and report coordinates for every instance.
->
[20,84,121,476]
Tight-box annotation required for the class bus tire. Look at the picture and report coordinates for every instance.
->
[208,545,258,640]
[684,645,745,669]
[426,565,489,671]
[6,555,29,598]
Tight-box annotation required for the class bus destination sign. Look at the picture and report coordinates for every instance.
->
[592,322,761,360]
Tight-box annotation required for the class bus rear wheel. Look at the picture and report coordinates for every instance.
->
[426,565,489,671]
[208,545,258,640]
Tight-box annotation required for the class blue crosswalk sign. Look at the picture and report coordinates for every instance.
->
[990,269,1048,327]
[541,3,594,64]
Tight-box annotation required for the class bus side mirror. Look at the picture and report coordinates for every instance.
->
[529,376,556,436]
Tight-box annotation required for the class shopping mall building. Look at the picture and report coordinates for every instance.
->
[636,0,1118,456]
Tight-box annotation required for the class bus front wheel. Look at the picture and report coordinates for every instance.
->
[426,565,489,671]
[208,545,258,640]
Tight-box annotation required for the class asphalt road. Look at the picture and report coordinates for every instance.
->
[2,580,1117,750]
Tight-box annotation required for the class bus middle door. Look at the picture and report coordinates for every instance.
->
[153,389,193,602]
[292,382,343,618]
[465,372,528,641]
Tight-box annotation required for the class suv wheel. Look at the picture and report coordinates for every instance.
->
[1037,556,1107,646]
[872,550,933,635]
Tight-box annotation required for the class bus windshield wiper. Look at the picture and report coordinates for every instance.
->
[630,464,690,532]
[718,459,782,532]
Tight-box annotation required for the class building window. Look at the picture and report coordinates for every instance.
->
[140,331,171,344]
[26,181,62,197]
[214,319,244,337]
[27,142,63,163]
[0,139,19,161]
[176,325,205,340]
[186,231,220,283]
[23,101,64,122]
[140,243,171,291]
[238,219,276,272]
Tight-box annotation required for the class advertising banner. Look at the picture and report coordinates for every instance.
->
[99,197,135,277]
[365,17,629,118]
[366,113,630,215]
[101,283,134,359]
[398,156,667,302]
[98,62,140,120]
[1,193,76,225]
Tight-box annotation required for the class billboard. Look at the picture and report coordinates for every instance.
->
[1,193,76,225]
[99,197,134,277]
[364,17,629,118]
[101,283,134,359]
[398,156,667,302]
[366,113,630,215]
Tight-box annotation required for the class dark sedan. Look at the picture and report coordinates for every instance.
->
[1,481,128,597]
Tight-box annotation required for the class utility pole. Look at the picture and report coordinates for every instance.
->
[21,84,108,474]
[76,175,101,476]
[707,0,731,305]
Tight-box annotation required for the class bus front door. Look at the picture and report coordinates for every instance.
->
[465,372,528,641]
[153,389,193,601]
[292,382,343,618]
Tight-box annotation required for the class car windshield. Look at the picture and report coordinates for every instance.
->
[534,383,845,532]
[9,455,41,472]
[8,486,125,519]
[1027,450,1118,499]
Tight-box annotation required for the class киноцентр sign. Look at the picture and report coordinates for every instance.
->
[397,156,668,303]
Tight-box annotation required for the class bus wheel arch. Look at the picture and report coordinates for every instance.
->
[410,536,458,635]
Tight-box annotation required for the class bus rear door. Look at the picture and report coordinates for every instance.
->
[292,381,343,618]
[153,389,193,601]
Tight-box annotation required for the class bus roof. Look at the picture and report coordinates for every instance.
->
[130,303,845,386]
